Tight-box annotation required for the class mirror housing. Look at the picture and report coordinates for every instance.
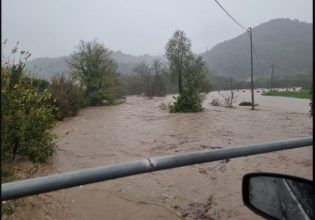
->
[242,173,314,220]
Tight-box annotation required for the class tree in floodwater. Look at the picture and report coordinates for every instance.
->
[165,30,211,112]
[134,60,166,99]
[165,30,192,95]
[151,60,166,97]
[134,62,154,99]
[67,40,119,105]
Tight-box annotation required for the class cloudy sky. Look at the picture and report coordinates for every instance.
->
[2,0,312,59]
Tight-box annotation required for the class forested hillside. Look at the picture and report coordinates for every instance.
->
[26,18,312,82]
[201,18,312,79]
[25,51,165,80]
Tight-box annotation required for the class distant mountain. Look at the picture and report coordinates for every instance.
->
[109,51,165,75]
[26,18,312,81]
[25,57,69,80]
[201,18,312,79]
[25,51,165,80]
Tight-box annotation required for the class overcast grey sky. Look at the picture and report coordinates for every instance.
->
[2,0,312,59]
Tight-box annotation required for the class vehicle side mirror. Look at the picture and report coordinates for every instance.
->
[242,173,314,220]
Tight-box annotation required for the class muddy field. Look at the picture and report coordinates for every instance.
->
[6,89,313,220]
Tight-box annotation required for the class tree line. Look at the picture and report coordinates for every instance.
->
[2,29,312,169]
[1,30,211,176]
[1,29,312,216]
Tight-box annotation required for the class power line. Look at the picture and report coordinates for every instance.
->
[252,43,267,75]
[213,0,248,31]
[212,0,256,109]
[213,0,265,75]
[245,31,267,76]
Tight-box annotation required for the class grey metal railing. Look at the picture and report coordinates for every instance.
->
[1,137,312,201]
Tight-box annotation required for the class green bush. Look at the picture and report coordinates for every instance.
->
[1,56,55,163]
[1,200,19,216]
[1,165,19,216]
[68,40,120,106]
[169,89,203,113]
[239,101,259,106]
[22,76,49,92]
[49,74,85,120]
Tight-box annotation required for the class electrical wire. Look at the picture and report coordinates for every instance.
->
[213,0,268,76]
[252,43,267,75]
[245,30,267,75]
[252,38,268,75]
[213,0,248,31]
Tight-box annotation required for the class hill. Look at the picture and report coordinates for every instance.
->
[25,51,165,80]
[25,57,69,80]
[201,18,312,79]
[25,18,312,81]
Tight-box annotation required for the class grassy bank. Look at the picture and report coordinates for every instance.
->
[262,89,311,99]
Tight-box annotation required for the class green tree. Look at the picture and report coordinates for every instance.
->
[134,62,154,99]
[117,74,143,96]
[152,60,167,97]
[49,74,85,120]
[1,48,55,163]
[184,54,211,93]
[67,40,119,105]
[165,30,193,94]
[134,60,166,99]
[165,30,210,112]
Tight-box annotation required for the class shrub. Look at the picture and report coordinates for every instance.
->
[49,74,85,120]
[210,98,221,106]
[169,89,203,112]
[1,50,55,163]
[1,200,19,216]
[239,101,259,106]
[22,76,49,92]
[220,91,238,108]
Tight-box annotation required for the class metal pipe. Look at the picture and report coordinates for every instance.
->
[1,137,312,201]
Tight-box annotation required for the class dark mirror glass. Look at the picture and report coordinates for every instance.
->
[246,175,313,220]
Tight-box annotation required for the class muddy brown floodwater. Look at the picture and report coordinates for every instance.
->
[6,90,312,220]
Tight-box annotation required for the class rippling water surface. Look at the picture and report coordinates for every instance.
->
[7,90,312,220]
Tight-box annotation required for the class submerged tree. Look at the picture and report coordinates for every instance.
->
[151,60,166,97]
[134,62,154,99]
[134,60,166,99]
[165,30,193,94]
[165,30,211,112]
[67,40,119,105]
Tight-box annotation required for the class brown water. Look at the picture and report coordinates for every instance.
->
[7,90,312,220]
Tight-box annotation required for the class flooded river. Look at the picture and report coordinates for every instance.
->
[7,90,312,220]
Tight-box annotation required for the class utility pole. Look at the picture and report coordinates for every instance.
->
[270,64,274,91]
[249,27,255,110]
[230,77,234,100]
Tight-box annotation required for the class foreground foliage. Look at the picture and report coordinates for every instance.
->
[1,50,55,164]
